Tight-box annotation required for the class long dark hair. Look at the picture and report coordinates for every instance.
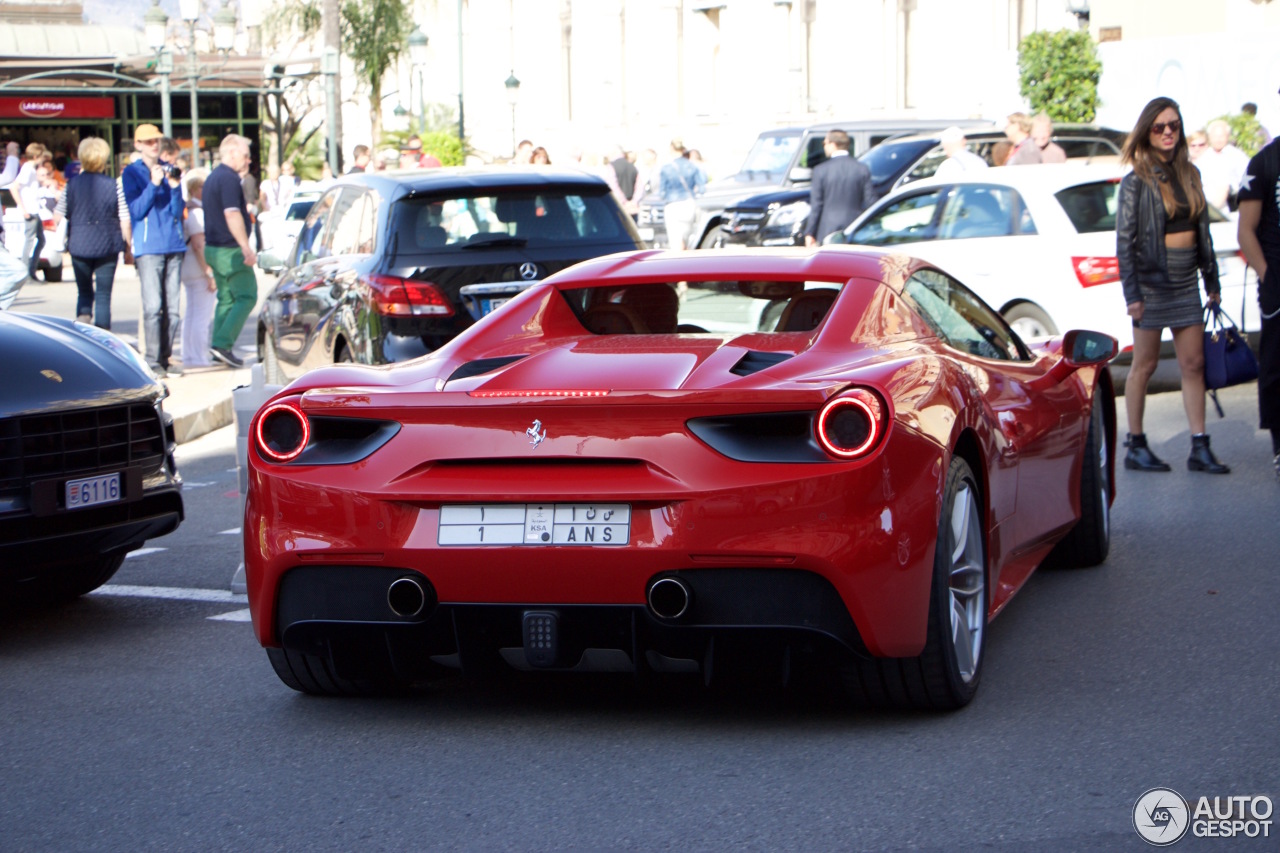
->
[1121,96,1206,219]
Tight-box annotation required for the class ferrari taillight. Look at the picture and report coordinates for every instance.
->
[816,389,886,460]
[367,274,454,317]
[256,402,310,463]
[1072,256,1120,288]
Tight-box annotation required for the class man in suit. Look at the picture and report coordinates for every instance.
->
[804,130,875,246]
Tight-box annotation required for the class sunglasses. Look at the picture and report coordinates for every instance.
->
[1150,120,1181,136]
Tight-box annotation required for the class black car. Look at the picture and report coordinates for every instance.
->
[1,313,183,606]
[258,168,646,382]
[721,124,1128,248]
[636,118,990,250]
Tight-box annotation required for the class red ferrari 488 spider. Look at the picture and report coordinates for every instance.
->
[244,247,1117,710]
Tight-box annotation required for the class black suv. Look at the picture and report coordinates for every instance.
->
[721,124,1128,247]
[636,118,989,250]
[258,169,645,381]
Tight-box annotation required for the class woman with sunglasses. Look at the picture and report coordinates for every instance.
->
[1117,96,1230,474]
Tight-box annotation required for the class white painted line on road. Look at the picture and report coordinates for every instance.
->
[90,584,248,604]
[183,481,216,488]
[219,527,242,535]
[208,608,253,622]
[125,547,167,559]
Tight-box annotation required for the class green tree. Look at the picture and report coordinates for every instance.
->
[1017,29,1102,123]
[1212,112,1267,158]
[265,0,414,155]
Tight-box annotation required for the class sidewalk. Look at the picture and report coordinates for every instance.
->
[8,262,266,444]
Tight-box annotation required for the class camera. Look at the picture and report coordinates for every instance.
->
[164,164,183,181]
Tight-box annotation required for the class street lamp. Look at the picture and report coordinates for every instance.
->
[504,71,520,158]
[144,0,174,138]
[408,25,429,135]
[178,0,238,167]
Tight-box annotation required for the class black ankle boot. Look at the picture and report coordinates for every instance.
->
[1124,433,1171,472]
[1188,434,1230,474]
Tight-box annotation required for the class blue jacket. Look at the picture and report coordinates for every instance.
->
[121,159,187,256]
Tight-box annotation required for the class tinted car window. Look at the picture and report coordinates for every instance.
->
[849,189,943,245]
[858,139,938,185]
[327,189,370,256]
[390,191,631,253]
[904,269,1027,361]
[285,198,316,221]
[294,189,340,263]
[1054,180,1119,233]
[938,185,1018,240]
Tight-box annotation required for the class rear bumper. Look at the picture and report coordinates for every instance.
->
[271,564,871,683]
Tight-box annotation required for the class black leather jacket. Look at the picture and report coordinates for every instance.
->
[1116,169,1219,305]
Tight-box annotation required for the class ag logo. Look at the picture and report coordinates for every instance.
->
[1133,787,1190,846]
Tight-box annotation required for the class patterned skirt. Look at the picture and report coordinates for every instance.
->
[1134,246,1204,330]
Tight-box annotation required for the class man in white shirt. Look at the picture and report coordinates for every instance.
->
[8,142,50,279]
[1198,119,1250,211]
[934,127,989,179]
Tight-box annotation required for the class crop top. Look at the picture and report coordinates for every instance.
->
[1162,168,1196,234]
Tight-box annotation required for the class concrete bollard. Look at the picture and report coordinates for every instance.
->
[229,362,282,594]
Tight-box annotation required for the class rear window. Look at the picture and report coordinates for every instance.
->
[390,190,633,253]
[559,280,845,336]
[1054,180,1119,233]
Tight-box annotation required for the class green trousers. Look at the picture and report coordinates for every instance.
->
[207,245,258,350]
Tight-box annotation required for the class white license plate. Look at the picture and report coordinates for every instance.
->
[481,297,509,315]
[66,472,122,510]
[438,503,631,546]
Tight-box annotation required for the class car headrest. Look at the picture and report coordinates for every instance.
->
[776,288,839,332]
[619,283,680,334]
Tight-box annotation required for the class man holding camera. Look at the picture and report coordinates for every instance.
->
[122,124,187,376]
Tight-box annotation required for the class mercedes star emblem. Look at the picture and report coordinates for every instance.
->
[519,262,539,281]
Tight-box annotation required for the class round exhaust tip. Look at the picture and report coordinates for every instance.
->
[648,577,692,620]
[388,576,430,618]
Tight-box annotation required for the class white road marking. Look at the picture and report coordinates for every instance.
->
[219,527,242,535]
[207,608,253,622]
[182,481,216,488]
[89,584,248,604]
[125,547,167,559]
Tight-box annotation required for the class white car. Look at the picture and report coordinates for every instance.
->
[2,188,65,282]
[257,190,320,273]
[831,165,1253,350]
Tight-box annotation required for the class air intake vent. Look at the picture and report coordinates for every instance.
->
[0,403,166,491]
[447,355,527,383]
[729,350,793,377]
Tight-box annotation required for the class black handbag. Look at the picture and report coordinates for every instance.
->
[1203,302,1259,417]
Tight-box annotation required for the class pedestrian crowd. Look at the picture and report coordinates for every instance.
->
[1,125,261,375]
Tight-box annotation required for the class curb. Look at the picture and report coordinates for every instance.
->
[172,394,235,444]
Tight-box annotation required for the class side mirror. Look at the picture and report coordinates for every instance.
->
[258,250,286,275]
[1063,329,1118,366]
[1031,329,1117,389]
[788,166,813,184]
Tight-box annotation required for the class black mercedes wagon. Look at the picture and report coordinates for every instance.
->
[258,168,646,382]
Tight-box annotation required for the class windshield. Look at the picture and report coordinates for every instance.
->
[732,132,803,182]
[389,190,634,252]
[858,139,938,185]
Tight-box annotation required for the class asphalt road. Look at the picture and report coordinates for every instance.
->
[2,383,1278,851]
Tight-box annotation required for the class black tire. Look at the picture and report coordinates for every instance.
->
[697,225,725,250]
[42,263,63,283]
[1003,303,1057,339]
[1049,392,1111,568]
[266,647,413,697]
[841,456,987,711]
